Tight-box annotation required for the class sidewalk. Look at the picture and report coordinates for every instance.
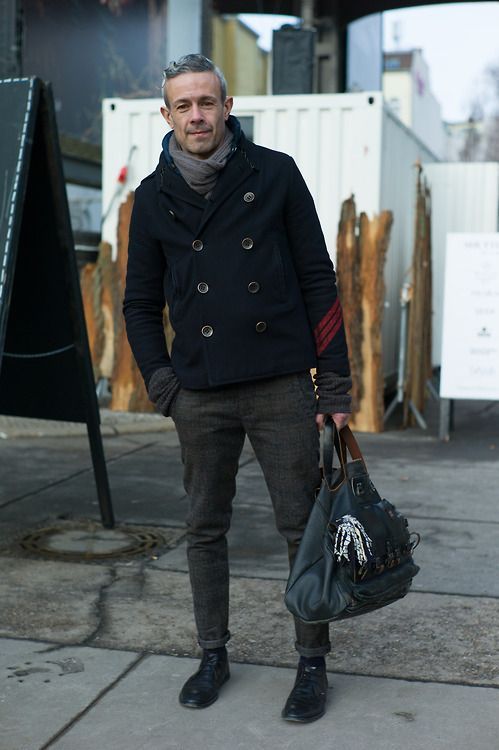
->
[1,399,498,749]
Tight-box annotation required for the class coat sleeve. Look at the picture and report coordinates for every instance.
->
[283,158,350,377]
[123,184,172,388]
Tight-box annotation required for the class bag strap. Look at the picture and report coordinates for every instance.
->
[322,420,366,481]
[339,425,364,463]
[322,420,337,479]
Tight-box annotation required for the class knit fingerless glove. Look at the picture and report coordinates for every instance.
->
[147,367,181,417]
[313,371,352,414]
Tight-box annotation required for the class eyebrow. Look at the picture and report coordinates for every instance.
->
[173,95,219,106]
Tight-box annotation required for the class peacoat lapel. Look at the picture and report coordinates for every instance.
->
[195,149,257,235]
[159,164,206,209]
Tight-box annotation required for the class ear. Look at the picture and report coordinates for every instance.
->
[161,106,173,129]
[223,96,233,121]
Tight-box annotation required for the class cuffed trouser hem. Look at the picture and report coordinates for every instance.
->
[295,640,331,657]
[198,631,231,650]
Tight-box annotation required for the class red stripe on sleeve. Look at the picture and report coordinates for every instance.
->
[313,299,345,356]
[314,299,340,339]
[316,316,343,355]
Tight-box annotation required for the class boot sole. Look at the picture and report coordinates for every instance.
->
[281,706,326,723]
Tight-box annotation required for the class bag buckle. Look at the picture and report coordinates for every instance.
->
[352,478,365,496]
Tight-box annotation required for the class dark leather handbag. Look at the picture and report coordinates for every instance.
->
[285,422,420,623]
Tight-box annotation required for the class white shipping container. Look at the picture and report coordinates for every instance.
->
[423,162,499,366]
[102,92,436,378]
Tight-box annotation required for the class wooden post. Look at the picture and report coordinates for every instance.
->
[80,242,120,382]
[355,211,393,432]
[336,196,363,414]
[110,192,154,412]
[336,196,393,432]
[404,164,433,427]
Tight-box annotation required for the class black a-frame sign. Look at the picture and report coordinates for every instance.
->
[0,77,114,528]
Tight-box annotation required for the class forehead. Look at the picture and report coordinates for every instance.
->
[165,71,223,104]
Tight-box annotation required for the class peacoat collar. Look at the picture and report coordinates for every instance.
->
[155,116,260,234]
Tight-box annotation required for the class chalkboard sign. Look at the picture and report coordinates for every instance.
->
[0,77,113,527]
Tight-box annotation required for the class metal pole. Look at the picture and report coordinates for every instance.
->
[384,281,427,429]
[384,283,411,422]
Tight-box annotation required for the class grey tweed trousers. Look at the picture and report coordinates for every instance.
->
[170,371,331,657]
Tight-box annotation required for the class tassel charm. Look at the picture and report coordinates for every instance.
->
[332,515,373,565]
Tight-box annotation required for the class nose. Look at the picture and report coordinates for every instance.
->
[190,103,204,122]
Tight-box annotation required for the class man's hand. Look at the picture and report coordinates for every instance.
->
[315,412,350,431]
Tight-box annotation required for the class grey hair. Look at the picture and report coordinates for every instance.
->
[162,54,227,106]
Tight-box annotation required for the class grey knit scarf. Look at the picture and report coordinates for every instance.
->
[168,125,233,197]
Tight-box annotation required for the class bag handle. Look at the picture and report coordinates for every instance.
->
[339,425,364,464]
[322,420,366,480]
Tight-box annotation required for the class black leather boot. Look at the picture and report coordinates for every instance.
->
[281,661,328,723]
[179,649,230,709]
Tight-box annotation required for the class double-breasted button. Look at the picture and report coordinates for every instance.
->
[248,281,260,293]
[242,237,254,250]
[255,321,267,333]
[197,282,209,294]
[201,325,213,337]
[168,210,176,219]
[192,239,204,252]
[243,192,255,203]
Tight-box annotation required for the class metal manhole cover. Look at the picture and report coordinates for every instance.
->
[19,524,168,561]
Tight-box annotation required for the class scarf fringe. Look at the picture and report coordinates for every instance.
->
[333,515,373,566]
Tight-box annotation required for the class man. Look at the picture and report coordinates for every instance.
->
[123,54,352,723]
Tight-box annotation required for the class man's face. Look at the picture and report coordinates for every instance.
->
[161,72,233,160]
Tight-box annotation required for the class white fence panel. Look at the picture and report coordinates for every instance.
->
[423,162,499,365]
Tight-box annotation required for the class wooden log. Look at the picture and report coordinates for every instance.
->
[79,262,101,381]
[404,165,433,427]
[336,196,363,415]
[110,192,154,412]
[336,196,392,432]
[353,210,393,432]
[79,242,119,382]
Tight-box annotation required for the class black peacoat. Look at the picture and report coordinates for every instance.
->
[123,116,349,390]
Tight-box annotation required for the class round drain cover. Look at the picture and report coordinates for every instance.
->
[19,524,166,561]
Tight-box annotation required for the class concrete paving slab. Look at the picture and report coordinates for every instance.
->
[368,458,499,523]
[0,435,146,508]
[0,558,112,642]
[0,441,186,527]
[49,655,499,750]
[95,568,499,686]
[0,637,140,750]
[410,517,499,596]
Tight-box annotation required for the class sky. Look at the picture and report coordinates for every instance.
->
[239,2,499,123]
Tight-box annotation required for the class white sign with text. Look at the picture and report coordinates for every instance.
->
[440,233,499,400]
